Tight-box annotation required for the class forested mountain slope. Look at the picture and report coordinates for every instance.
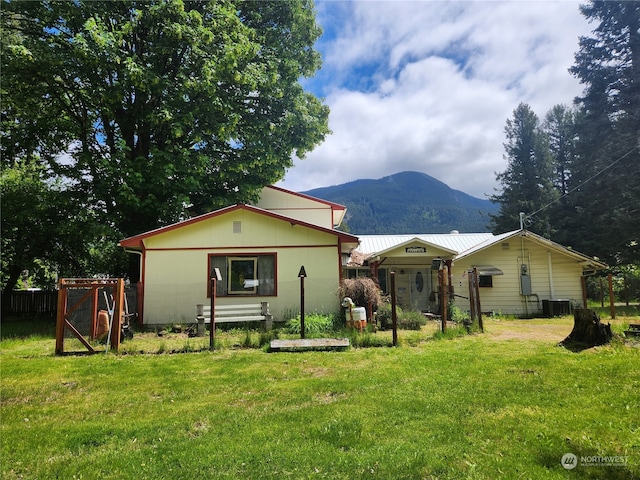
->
[303,171,499,234]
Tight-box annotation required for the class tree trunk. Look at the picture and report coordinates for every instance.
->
[561,308,613,348]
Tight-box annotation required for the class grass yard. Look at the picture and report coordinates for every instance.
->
[1,315,639,479]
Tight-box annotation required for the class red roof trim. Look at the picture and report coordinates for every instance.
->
[119,204,359,249]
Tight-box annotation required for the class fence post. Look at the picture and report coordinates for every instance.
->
[391,272,398,346]
[55,280,67,355]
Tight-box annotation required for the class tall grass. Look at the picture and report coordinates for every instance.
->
[2,317,639,479]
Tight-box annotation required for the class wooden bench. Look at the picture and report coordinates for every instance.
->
[624,324,640,337]
[196,302,273,330]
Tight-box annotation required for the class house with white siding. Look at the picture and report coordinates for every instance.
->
[120,185,606,325]
[120,186,359,326]
[345,230,607,317]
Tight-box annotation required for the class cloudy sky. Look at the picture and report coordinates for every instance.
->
[277,0,594,199]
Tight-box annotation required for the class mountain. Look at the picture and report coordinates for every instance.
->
[302,171,498,234]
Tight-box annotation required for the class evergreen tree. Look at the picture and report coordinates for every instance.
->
[543,104,577,199]
[489,103,558,235]
[568,0,640,264]
[542,104,578,246]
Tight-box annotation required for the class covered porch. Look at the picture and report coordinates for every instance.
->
[344,236,459,313]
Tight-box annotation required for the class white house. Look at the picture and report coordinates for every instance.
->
[344,230,607,317]
[120,186,606,325]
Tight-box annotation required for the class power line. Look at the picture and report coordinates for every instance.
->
[524,145,637,222]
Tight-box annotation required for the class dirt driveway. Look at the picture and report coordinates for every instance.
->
[484,317,633,343]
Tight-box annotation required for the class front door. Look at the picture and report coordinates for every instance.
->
[393,268,431,311]
[410,268,430,311]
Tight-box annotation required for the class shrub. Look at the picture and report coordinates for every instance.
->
[375,301,427,330]
[338,278,382,312]
[449,304,470,323]
[398,309,427,330]
[376,301,399,330]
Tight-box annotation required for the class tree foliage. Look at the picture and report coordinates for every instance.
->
[492,1,640,266]
[489,103,558,235]
[1,0,329,286]
[566,0,640,265]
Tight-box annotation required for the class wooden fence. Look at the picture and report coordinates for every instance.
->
[2,290,58,317]
[2,287,140,320]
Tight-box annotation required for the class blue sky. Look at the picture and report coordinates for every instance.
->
[278,0,593,198]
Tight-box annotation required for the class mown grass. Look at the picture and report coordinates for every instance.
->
[1,315,639,479]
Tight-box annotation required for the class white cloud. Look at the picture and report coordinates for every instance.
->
[280,0,592,198]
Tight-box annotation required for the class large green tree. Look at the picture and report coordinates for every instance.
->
[542,104,577,199]
[489,103,558,235]
[541,104,578,247]
[0,161,122,291]
[2,0,329,284]
[567,0,640,265]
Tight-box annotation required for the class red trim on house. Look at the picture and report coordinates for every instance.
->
[338,238,343,281]
[141,244,343,252]
[207,252,278,299]
[119,204,359,249]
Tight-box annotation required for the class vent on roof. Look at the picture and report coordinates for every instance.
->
[450,230,459,235]
[502,242,510,250]
[233,221,242,233]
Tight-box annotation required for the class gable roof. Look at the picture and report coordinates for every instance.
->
[265,185,347,211]
[354,233,495,259]
[119,203,359,250]
[262,185,347,227]
[460,229,607,269]
[350,229,607,270]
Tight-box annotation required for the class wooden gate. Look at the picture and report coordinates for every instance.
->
[55,278,124,355]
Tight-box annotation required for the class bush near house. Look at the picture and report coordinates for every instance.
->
[338,277,382,313]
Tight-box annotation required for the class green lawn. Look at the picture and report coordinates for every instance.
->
[1,316,639,479]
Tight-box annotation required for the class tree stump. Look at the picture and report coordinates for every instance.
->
[560,308,613,348]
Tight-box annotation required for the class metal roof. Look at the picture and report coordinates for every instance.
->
[350,229,607,271]
[354,233,497,258]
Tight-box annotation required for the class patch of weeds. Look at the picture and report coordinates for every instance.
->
[488,310,517,320]
[240,330,258,348]
[177,340,197,353]
[401,331,424,347]
[376,303,427,330]
[398,310,427,330]
[285,313,334,335]
[258,330,278,347]
[349,330,393,348]
[449,304,470,323]
[375,302,397,330]
[432,324,470,340]
[156,341,167,354]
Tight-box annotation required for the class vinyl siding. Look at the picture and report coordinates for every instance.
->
[141,209,342,324]
[452,237,585,316]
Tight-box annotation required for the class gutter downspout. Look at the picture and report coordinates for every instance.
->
[124,248,143,278]
[547,251,555,299]
[124,248,144,326]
